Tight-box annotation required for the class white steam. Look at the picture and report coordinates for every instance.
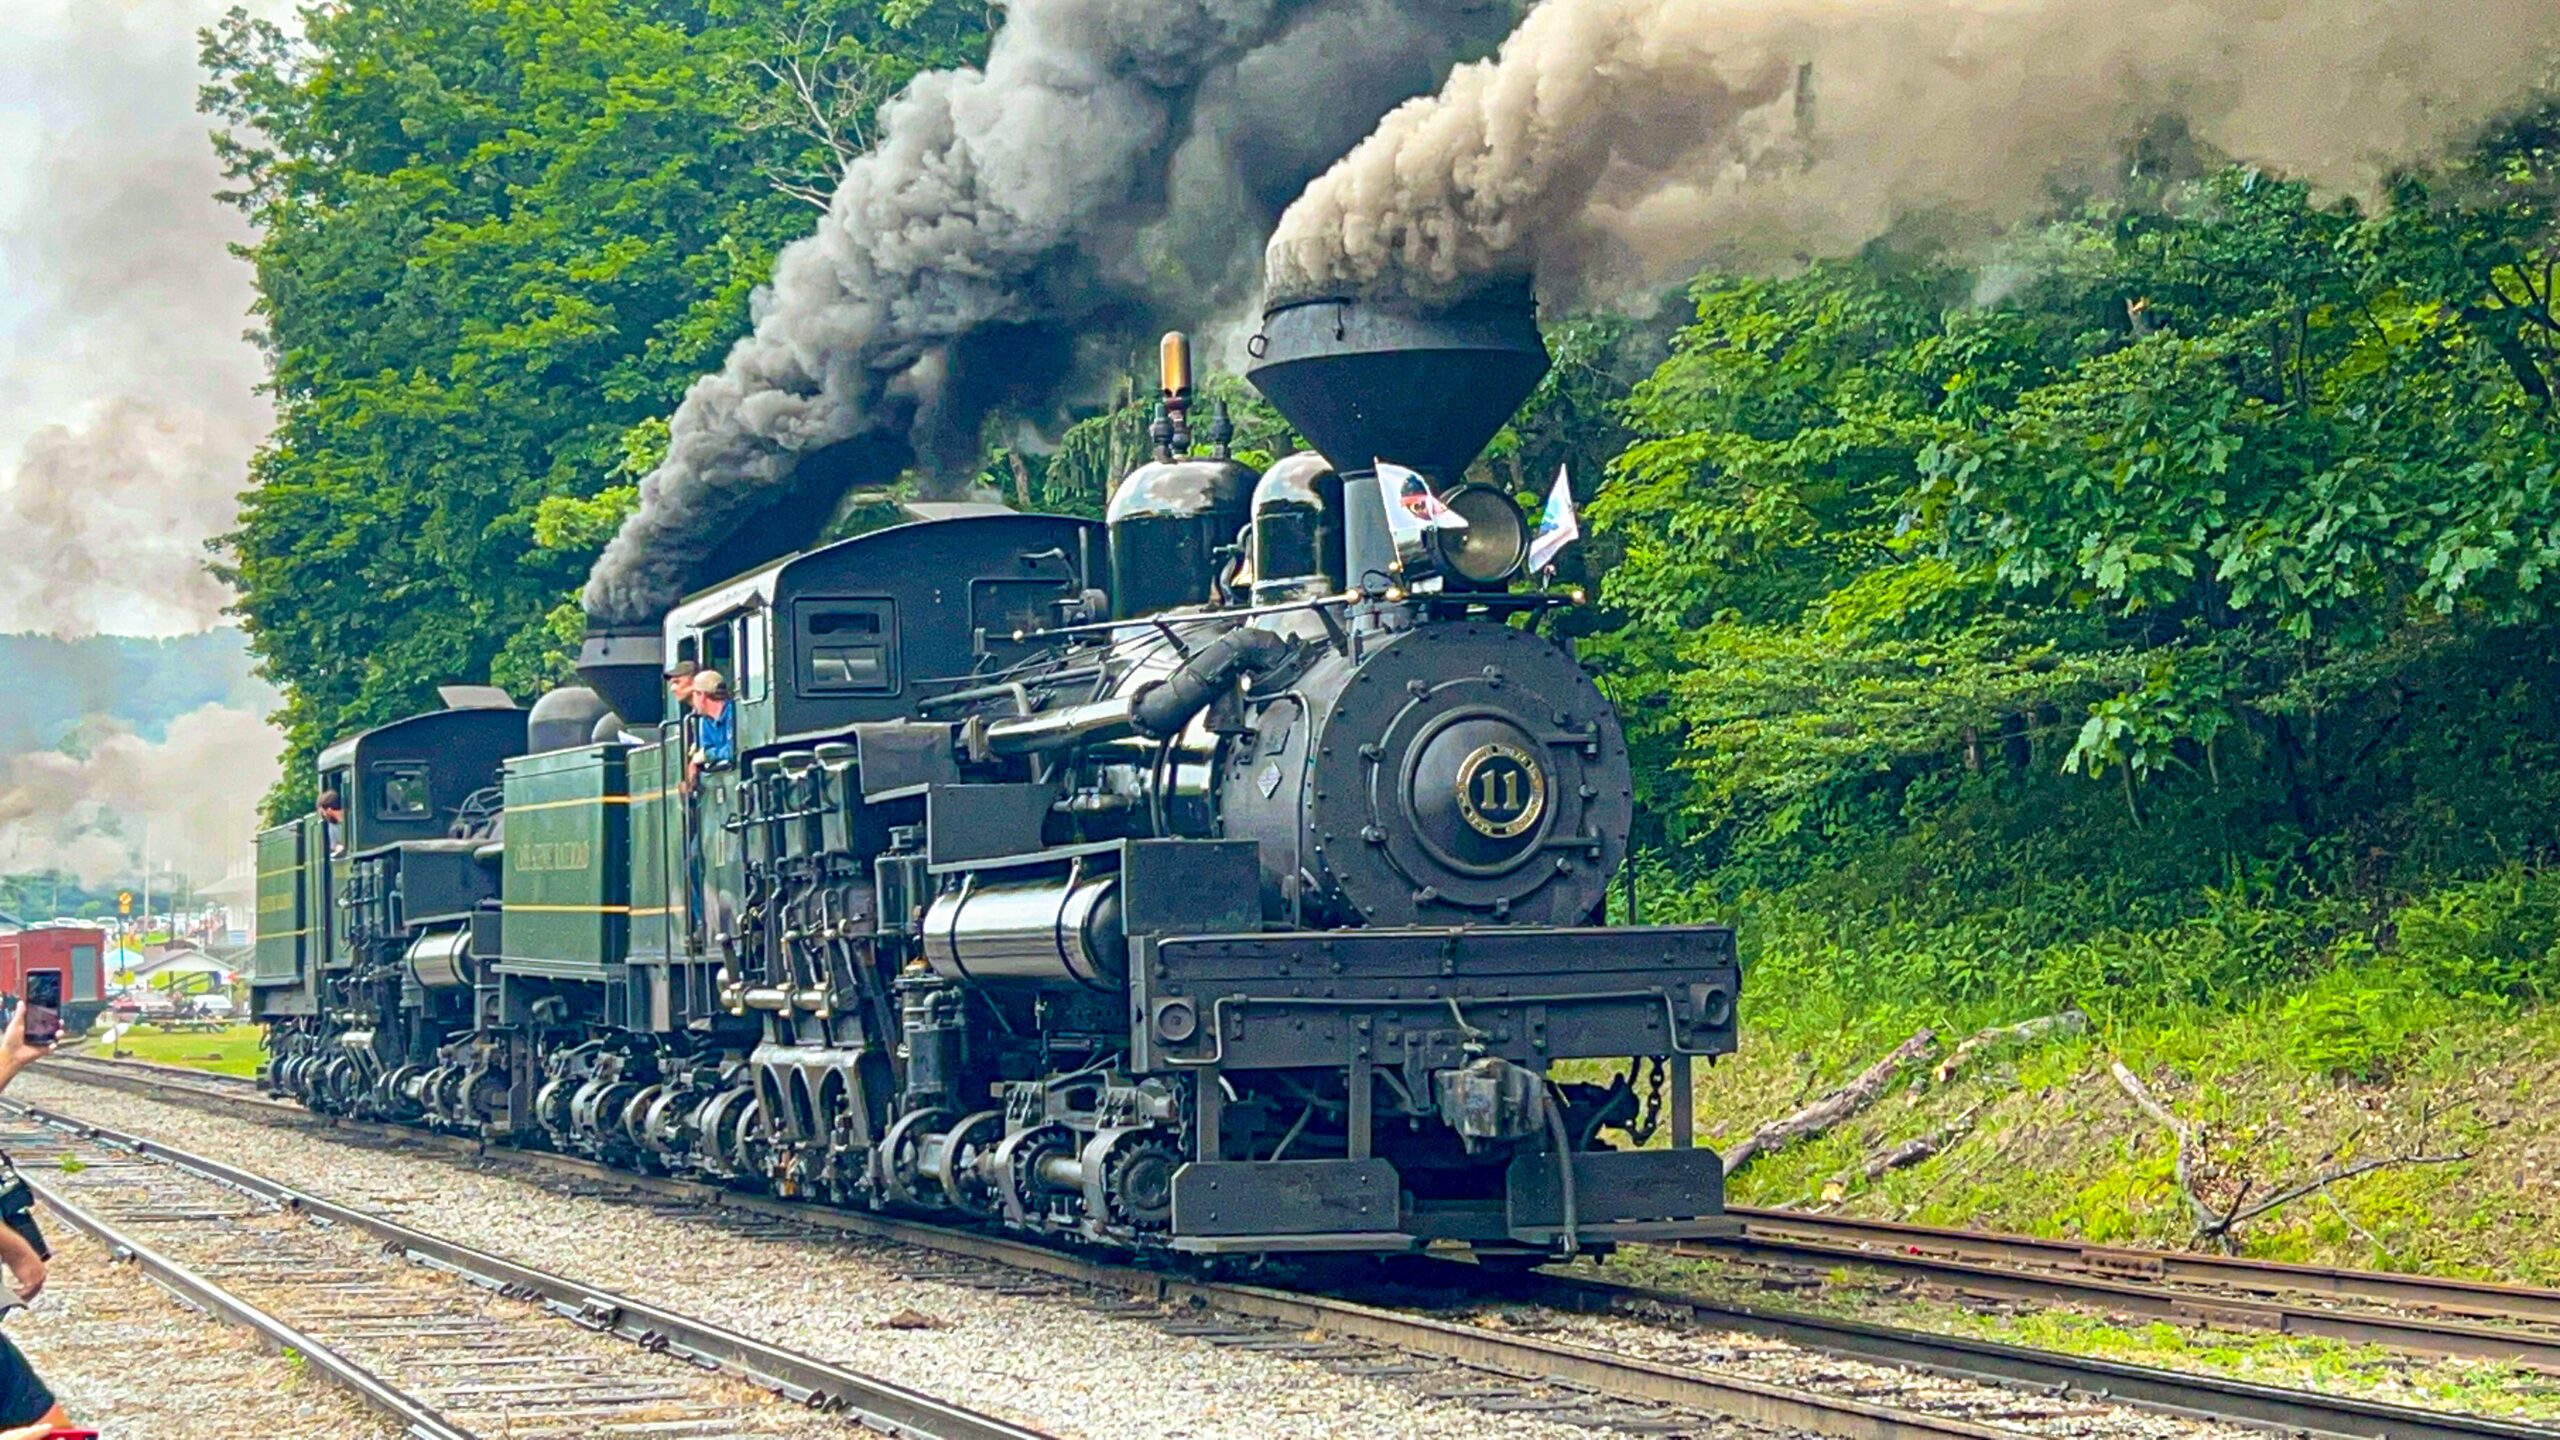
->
[0,0,272,640]
[0,703,283,888]
[1267,0,2560,304]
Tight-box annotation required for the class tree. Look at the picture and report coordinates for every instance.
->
[205,0,989,817]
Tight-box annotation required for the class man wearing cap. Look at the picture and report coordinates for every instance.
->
[685,669,735,795]
[665,660,699,724]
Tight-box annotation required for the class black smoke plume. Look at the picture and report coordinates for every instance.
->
[583,0,1512,627]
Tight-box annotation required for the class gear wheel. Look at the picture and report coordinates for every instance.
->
[1102,1132,1185,1231]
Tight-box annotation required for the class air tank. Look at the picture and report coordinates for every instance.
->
[1106,458,1255,618]
[1250,452,1344,604]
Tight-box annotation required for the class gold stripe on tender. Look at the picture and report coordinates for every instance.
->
[501,903,633,914]
[506,796,631,813]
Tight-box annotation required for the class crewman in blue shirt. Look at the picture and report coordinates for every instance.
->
[686,669,735,794]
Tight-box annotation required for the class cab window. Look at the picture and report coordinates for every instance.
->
[373,762,433,821]
[795,599,898,696]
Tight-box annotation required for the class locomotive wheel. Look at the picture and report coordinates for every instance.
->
[379,1064,426,1122]
[641,1087,692,1159]
[433,1065,472,1126]
[319,1056,358,1113]
[997,1123,1078,1227]
[876,1107,956,1210]
[621,1084,663,1156]
[929,1109,1006,1220]
[533,1076,575,1145]
[1100,1131,1184,1232]
[694,1088,759,1178]
[461,1066,509,1129]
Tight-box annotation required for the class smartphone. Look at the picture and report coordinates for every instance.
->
[21,970,61,1048]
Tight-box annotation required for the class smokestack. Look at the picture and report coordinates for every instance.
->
[1245,282,1548,483]
[576,623,665,727]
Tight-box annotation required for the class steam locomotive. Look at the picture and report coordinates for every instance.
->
[250,291,1740,1260]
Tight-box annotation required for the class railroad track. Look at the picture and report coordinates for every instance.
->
[1718,1207,2560,1326]
[0,1095,1047,1440]
[1697,1212,2560,1371]
[36,1053,2560,1440]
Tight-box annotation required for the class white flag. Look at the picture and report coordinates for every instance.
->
[1528,464,1581,573]
[1375,460,1468,553]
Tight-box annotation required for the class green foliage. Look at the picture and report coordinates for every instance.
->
[1592,107,2560,1034]
[2392,866,2560,1005]
[207,0,992,817]
[2278,964,2444,1080]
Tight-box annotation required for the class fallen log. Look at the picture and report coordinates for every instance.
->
[1934,1010,2088,1084]
[1725,1028,1937,1179]
[1820,1105,1982,1204]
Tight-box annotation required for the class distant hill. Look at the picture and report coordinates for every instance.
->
[0,630,271,752]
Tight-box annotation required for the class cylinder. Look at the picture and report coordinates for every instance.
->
[405,929,474,990]
[980,697,1136,757]
[922,873,1125,988]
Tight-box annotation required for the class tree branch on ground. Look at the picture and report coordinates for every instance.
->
[1819,1104,1982,1206]
[2110,1061,2469,1251]
[1726,1029,1937,1180]
[2108,1059,2223,1241]
[1933,1010,2087,1084]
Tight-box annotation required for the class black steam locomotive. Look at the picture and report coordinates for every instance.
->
[251,292,1740,1260]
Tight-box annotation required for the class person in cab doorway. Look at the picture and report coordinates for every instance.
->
[685,669,735,795]
[317,789,345,857]
[664,659,698,728]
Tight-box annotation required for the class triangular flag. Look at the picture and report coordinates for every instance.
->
[1528,464,1581,573]
[1375,460,1469,554]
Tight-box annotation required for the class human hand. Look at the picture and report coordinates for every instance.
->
[8,1249,43,1302]
[0,1006,50,1071]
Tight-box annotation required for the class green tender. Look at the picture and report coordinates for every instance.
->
[253,820,311,986]
[498,744,629,978]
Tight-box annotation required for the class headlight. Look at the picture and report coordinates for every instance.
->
[1427,483,1529,588]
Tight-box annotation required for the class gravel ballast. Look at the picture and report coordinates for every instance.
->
[5,1224,401,1439]
[20,1071,2272,1440]
[16,1074,1694,1440]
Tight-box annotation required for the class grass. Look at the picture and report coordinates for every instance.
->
[1591,993,2560,1420]
[1683,1000,2560,1283]
[102,1023,265,1078]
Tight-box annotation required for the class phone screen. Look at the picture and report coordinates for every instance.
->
[22,969,61,1047]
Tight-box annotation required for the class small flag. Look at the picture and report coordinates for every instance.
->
[1529,464,1581,573]
[1375,460,1469,553]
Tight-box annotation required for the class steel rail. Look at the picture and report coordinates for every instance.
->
[1508,1265,2560,1440]
[39,1056,2560,1440]
[5,1098,1051,1440]
[1721,1208,2560,1329]
[1703,1227,2560,1370]
[73,1058,2560,1336]
[17,1066,2028,1440]
[23,1166,475,1440]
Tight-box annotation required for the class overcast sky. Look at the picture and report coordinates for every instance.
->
[0,0,273,639]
